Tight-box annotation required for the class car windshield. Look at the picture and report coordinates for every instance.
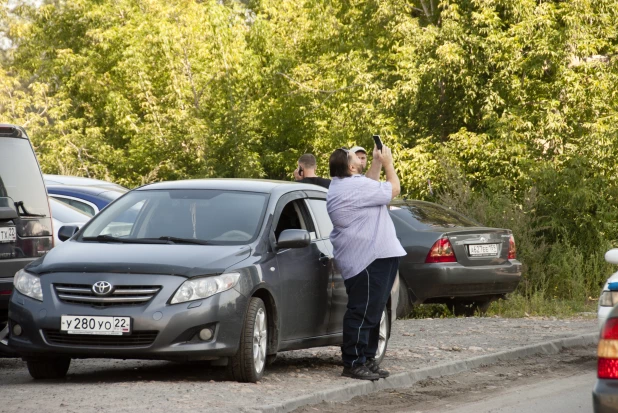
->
[389,202,479,230]
[80,189,269,245]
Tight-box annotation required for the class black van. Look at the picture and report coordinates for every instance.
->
[0,124,53,351]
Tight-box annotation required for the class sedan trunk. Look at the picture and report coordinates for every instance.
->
[445,228,512,267]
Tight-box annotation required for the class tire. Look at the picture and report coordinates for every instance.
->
[396,280,413,319]
[229,297,268,383]
[374,307,390,365]
[26,357,71,379]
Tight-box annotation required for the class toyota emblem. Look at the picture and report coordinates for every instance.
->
[92,281,113,296]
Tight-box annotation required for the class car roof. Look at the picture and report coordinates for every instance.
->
[43,174,127,190]
[138,178,328,195]
[46,184,128,196]
[391,199,443,207]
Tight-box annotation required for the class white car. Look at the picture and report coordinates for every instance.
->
[598,249,618,328]
[49,197,91,245]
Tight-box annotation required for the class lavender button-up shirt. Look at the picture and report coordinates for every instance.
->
[326,174,406,280]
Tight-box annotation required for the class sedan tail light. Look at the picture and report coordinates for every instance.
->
[508,235,516,259]
[426,237,456,263]
[598,318,618,379]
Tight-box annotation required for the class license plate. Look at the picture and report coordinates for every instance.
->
[468,244,499,257]
[0,226,16,243]
[60,316,131,335]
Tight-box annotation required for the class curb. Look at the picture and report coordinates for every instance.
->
[260,332,598,413]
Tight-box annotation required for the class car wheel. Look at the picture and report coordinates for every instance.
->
[26,357,71,379]
[374,307,390,364]
[396,278,413,318]
[229,297,268,383]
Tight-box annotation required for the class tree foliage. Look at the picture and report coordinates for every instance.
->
[2,0,618,298]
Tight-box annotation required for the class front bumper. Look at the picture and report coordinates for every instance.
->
[400,260,522,304]
[1,258,36,336]
[594,379,618,413]
[0,277,12,327]
[8,272,248,361]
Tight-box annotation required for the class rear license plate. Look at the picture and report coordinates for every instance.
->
[60,316,131,335]
[0,226,16,243]
[468,244,499,257]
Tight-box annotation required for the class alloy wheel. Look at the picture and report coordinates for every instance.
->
[253,307,267,374]
[376,309,388,360]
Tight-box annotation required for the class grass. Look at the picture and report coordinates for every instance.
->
[485,293,597,318]
[404,293,598,319]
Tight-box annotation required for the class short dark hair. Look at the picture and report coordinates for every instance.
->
[298,153,317,169]
[329,149,351,178]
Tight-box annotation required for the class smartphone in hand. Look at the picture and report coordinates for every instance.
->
[372,135,383,152]
[298,165,303,176]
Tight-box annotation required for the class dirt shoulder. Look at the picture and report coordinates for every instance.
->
[291,346,597,413]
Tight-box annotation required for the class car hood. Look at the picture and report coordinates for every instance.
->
[26,241,252,277]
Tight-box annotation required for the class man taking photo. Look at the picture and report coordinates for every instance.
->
[350,146,367,170]
[326,143,405,380]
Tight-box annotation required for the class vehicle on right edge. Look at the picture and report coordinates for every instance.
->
[594,306,618,412]
[388,200,522,317]
[597,249,618,329]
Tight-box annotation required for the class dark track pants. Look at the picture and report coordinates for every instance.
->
[341,257,400,368]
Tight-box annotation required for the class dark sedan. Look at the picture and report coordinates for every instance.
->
[8,179,397,382]
[389,200,522,316]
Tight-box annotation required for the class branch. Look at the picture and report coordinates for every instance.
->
[276,72,361,94]
[419,0,431,19]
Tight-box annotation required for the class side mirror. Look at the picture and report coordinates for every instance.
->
[277,229,311,249]
[58,225,80,242]
[606,249,618,265]
[0,206,18,220]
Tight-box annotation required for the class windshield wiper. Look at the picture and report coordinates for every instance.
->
[82,235,169,244]
[14,201,45,217]
[156,236,210,245]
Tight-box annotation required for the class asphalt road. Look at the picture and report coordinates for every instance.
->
[439,372,595,413]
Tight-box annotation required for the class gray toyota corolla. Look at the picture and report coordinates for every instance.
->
[7,179,397,382]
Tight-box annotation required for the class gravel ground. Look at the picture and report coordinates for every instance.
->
[291,345,597,412]
[0,316,597,413]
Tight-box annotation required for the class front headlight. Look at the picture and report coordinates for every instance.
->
[170,273,240,305]
[600,290,618,307]
[13,269,43,301]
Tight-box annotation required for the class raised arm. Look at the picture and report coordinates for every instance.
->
[365,145,382,181]
[377,145,400,199]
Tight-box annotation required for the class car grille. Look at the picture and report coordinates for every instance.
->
[54,284,161,307]
[44,330,158,347]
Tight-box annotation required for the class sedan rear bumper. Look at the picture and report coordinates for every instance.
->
[400,260,522,304]
[8,286,247,361]
[593,379,618,413]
